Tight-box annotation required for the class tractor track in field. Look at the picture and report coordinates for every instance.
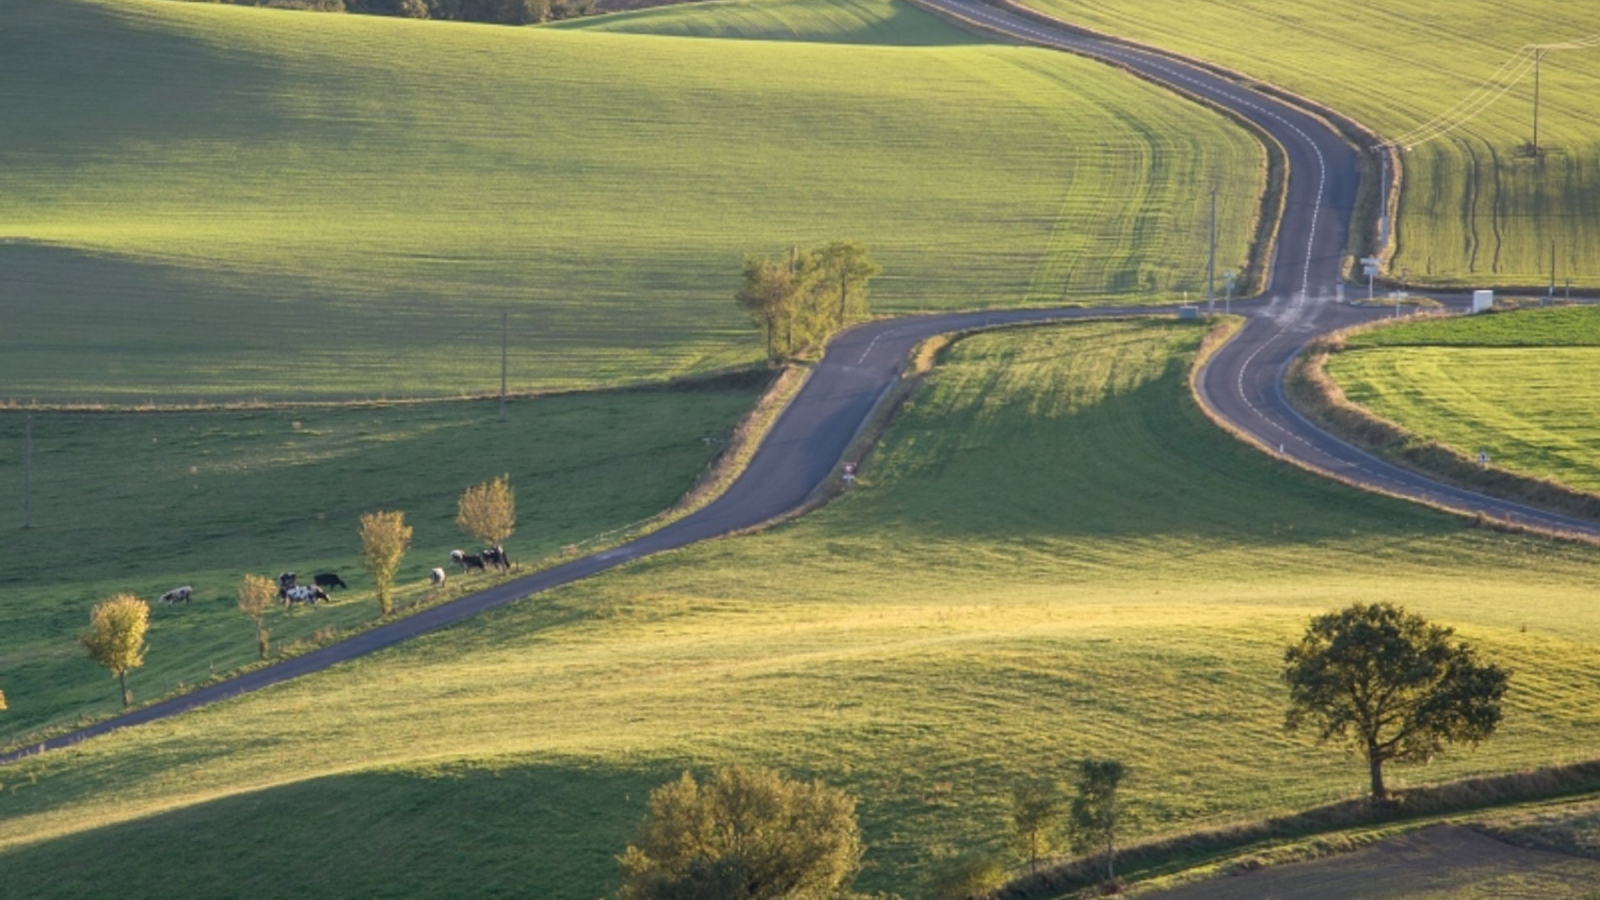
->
[4,0,1597,766]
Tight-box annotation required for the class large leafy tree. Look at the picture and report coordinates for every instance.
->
[810,241,880,331]
[735,255,806,363]
[1008,777,1064,875]
[618,766,863,900]
[1283,602,1510,801]
[1067,759,1125,884]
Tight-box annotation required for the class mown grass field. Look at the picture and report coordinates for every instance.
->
[1014,0,1600,287]
[0,0,1262,403]
[1327,307,1600,494]
[0,377,760,745]
[4,321,1600,898]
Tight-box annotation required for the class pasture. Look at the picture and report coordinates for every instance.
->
[1014,0,1600,287]
[4,321,1600,897]
[0,376,761,743]
[0,0,1263,403]
[1327,306,1600,494]
[553,0,978,43]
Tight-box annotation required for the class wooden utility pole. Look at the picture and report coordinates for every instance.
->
[499,311,508,421]
[1206,187,1217,314]
[1533,49,1546,156]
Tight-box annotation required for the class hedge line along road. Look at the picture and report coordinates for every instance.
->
[4,0,1594,766]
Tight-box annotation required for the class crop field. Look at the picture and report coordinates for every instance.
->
[0,377,760,744]
[0,0,1262,403]
[1327,307,1600,493]
[4,321,1600,897]
[1014,0,1600,287]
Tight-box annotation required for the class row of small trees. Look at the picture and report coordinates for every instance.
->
[75,476,517,708]
[213,0,600,25]
[735,241,880,363]
[613,602,1508,900]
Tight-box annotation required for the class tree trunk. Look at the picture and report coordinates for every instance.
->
[257,628,270,660]
[1368,746,1387,801]
[1106,830,1116,882]
[765,313,774,362]
[119,670,131,708]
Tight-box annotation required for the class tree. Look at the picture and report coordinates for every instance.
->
[1067,759,1125,885]
[359,510,413,617]
[1283,602,1510,802]
[618,766,863,900]
[81,594,150,707]
[1008,777,1064,875]
[238,574,277,660]
[810,241,879,331]
[736,255,804,363]
[457,474,516,547]
[926,851,1005,900]
[0,687,8,711]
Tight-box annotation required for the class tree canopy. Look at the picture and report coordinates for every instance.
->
[81,594,150,707]
[1283,602,1510,800]
[618,766,864,900]
[359,510,414,617]
[457,474,516,547]
[735,243,880,363]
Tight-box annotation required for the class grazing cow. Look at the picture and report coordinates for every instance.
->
[277,572,298,598]
[450,549,486,573]
[313,572,348,590]
[430,567,447,588]
[482,545,512,572]
[282,585,329,606]
[160,586,193,605]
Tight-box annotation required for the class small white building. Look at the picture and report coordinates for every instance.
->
[1472,290,1494,313]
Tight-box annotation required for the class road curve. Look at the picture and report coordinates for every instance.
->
[4,2,1596,766]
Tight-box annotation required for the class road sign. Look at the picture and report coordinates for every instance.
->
[1360,257,1381,267]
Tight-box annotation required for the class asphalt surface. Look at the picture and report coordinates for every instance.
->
[4,0,1596,766]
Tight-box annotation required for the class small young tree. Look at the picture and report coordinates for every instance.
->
[0,686,8,711]
[1283,602,1510,802]
[1067,759,1125,885]
[618,766,863,900]
[735,255,803,363]
[238,574,277,660]
[359,510,413,617]
[457,474,516,548]
[1009,777,1065,875]
[927,850,1006,900]
[80,594,150,707]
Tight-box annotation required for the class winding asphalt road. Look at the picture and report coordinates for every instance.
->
[4,0,1596,766]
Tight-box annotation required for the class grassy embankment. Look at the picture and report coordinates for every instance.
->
[0,378,763,745]
[1302,306,1600,518]
[4,322,1600,898]
[0,0,1263,403]
[1012,0,1600,287]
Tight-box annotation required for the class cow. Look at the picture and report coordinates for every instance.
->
[430,567,447,588]
[450,550,486,573]
[277,572,298,598]
[159,586,193,605]
[313,572,348,590]
[482,545,511,572]
[282,585,329,606]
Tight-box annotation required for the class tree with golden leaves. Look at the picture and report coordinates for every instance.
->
[360,510,413,616]
[457,474,516,548]
[81,593,150,707]
[238,574,277,660]
[0,686,8,711]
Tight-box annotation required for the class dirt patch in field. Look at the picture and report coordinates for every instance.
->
[1145,826,1600,900]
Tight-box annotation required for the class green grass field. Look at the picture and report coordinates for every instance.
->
[554,0,978,43]
[1013,0,1600,287]
[4,321,1600,898]
[0,0,1262,403]
[1327,307,1600,494]
[0,377,761,744]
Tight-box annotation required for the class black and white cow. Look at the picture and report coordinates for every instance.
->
[313,572,348,590]
[481,545,511,572]
[160,586,193,605]
[277,572,298,599]
[450,550,486,573]
[430,567,447,588]
[282,585,329,606]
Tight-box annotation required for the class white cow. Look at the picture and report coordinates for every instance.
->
[160,586,193,605]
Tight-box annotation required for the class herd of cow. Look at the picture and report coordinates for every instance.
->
[153,544,514,609]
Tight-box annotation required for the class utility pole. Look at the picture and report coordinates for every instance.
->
[1549,241,1557,305]
[499,311,508,421]
[1533,49,1546,156]
[22,413,32,529]
[1206,187,1218,315]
